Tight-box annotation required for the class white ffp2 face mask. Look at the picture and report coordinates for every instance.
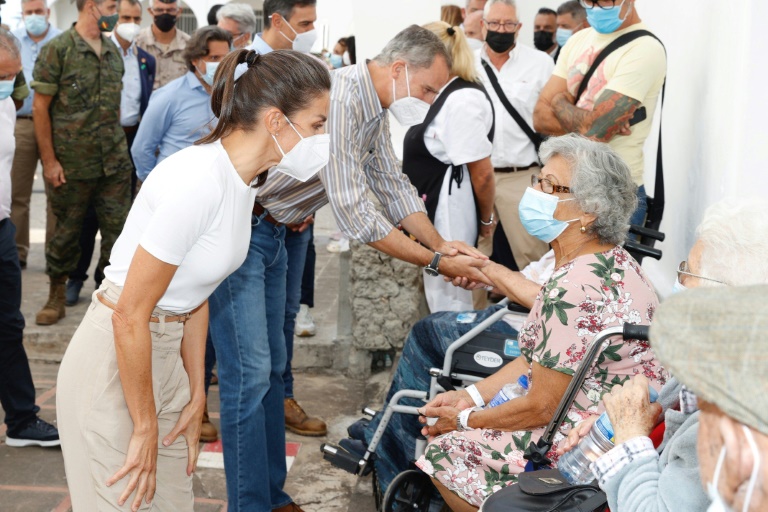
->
[388,65,430,127]
[278,15,317,53]
[272,117,330,182]
[116,22,141,43]
[706,427,762,512]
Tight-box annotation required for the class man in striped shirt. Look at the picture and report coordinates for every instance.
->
[207,25,491,511]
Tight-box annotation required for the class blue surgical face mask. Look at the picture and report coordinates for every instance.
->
[556,27,573,47]
[586,1,632,34]
[519,187,579,243]
[0,79,14,100]
[329,53,343,69]
[199,61,219,86]
[24,14,49,37]
[671,278,687,294]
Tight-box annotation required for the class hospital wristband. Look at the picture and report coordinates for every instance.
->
[465,384,486,408]
[458,407,480,431]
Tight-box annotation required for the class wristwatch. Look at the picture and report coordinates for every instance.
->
[424,252,442,277]
[479,212,495,226]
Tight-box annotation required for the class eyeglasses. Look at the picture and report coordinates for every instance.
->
[677,261,727,286]
[531,175,571,194]
[483,20,520,31]
[579,0,623,10]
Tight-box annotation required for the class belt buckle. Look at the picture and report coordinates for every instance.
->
[180,312,192,324]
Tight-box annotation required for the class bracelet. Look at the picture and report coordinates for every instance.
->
[479,212,495,226]
[465,385,485,408]
[458,407,480,431]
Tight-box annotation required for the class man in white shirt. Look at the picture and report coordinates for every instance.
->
[0,27,60,449]
[475,0,554,271]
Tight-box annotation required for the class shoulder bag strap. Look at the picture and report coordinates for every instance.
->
[575,29,657,103]
[481,59,542,152]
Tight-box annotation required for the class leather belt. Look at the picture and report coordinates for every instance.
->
[495,163,539,173]
[252,201,283,226]
[97,292,197,324]
[16,115,33,121]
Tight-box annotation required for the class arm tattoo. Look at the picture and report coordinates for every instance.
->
[552,89,641,142]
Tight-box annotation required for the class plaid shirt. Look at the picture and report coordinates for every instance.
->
[591,385,700,487]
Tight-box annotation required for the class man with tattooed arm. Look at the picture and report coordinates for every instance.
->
[533,0,665,226]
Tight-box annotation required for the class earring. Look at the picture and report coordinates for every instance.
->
[580,226,586,234]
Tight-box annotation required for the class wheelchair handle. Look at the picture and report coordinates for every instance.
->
[628,224,666,241]
[623,324,650,341]
[624,240,663,261]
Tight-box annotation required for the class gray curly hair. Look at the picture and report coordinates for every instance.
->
[539,134,637,245]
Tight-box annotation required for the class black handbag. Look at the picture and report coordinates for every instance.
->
[480,324,651,512]
[480,469,607,512]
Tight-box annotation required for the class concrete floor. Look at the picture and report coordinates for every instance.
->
[2,168,387,511]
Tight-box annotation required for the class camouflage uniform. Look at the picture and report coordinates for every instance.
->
[31,28,132,280]
[135,26,190,90]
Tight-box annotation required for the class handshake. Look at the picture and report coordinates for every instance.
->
[428,240,497,291]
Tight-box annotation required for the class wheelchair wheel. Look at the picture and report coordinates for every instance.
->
[382,469,433,512]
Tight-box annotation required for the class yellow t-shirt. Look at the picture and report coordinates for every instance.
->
[554,23,666,186]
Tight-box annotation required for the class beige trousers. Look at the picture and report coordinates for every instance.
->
[56,280,194,511]
[10,118,56,262]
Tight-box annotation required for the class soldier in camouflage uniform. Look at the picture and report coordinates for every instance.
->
[31,0,131,325]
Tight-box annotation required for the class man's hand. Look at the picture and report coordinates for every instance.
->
[287,215,314,233]
[438,254,492,285]
[445,275,494,292]
[557,415,598,455]
[603,375,662,445]
[43,160,66,188]
[435,240,488,260]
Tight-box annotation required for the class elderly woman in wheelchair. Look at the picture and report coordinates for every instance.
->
[339,134,671,510]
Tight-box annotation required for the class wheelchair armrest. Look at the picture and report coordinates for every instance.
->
[505,302,531,315]
[624,240,663,261]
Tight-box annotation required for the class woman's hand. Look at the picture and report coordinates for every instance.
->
[435,239,488,260]
[423,390,473,411]
[106,424,159,511]
[557,415,598,455]
[418,405,462,437]
[603,375,662,445]
[444,275,494,292]
[162,397,205,476]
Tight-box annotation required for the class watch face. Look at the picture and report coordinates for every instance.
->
[425,267,439,277]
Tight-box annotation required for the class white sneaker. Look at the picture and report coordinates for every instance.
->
[295,304,317,337]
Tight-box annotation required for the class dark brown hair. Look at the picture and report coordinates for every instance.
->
[198,49,331,145]
[440,5,463,27]
[183,26,233,71]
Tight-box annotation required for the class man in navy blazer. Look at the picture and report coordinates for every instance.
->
[63,0,158,308]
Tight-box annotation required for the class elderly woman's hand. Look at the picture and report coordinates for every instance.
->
[418,404,462,437]
[556,414,598,456]
[603,375,662,445]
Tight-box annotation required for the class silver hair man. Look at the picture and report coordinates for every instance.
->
[694,198,768,286]
[484,0,517,18]
[217,3,257,39]
[373,24,452,70]
[0,28,22,60]
[540,134,638,245]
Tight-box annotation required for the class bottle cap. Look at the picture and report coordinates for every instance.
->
[518,374,529,390]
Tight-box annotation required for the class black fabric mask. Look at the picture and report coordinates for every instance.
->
[534,30,556,51]
[154,13,177,33]
[485,30,516,54]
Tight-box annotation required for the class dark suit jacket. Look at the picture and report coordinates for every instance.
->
[136,46,156,118]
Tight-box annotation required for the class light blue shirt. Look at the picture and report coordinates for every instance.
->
[236,33,273,79]
[131,71,214,181]
[13,23,62,116]
[110,33,141,127]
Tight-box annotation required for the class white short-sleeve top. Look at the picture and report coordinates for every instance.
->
[104,140,258,313]
[423,81,494,166]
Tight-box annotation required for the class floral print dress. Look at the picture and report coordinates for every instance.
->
[415,247,668,506]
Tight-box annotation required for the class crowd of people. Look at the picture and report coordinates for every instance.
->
[0,0,765,511]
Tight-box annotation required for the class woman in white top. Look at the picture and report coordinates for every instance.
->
[402,21,496,312]
[55,49,331,512]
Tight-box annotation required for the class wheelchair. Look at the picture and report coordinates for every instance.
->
[321,226,664,511]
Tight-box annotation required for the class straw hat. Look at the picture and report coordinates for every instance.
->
[650,284,768,435]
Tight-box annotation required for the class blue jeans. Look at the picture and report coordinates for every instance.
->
[283,227,312,399]
[364,306,518,494]
[629,185,648,228]
[208,213,291,511]
[300,225,315,307]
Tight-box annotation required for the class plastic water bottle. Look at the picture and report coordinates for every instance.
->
[557,386,660,484]
[488,375,529,408]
